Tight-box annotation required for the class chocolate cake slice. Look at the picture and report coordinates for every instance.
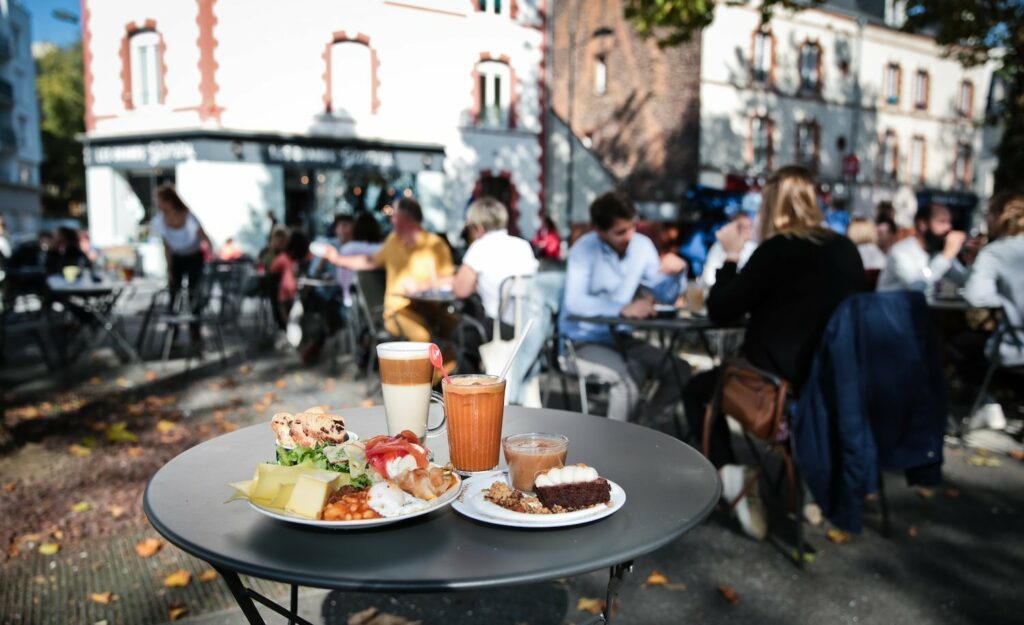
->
[533,464,611,512]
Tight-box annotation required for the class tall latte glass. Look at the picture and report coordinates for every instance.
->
[376,342,445,440]
[443,374,506,475]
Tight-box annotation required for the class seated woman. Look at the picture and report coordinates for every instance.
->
[453,197,539,341]
[682,165,865,539]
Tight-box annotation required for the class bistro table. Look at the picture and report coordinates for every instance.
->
[144,406,720,625]
[45,275,140,363]
[568,311,745,431]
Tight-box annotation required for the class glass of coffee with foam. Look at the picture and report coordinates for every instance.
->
[376,342,445,440]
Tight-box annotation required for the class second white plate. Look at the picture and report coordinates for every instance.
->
[452,471,626,528]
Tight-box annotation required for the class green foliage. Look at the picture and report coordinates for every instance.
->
[36,43,85,209]
[904,1,1024,192]
[624,0,822,48]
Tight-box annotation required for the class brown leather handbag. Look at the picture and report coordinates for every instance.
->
[703,360,790,456]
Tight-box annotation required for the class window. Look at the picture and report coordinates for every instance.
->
[954,143,972,188]
[884,63,901,105]
[129,31,162,107]
[751,116,772,172]
[880,131,898,182]
[751,30,773,84]
[913,70,929,111]
[477,60,511,128]
[958,80,974,118]
[799,42,821,92]
[594,55,607,95]
[329,41,373,118]
[910,136,926,184]
[796,121,819,170]
[478,0,505,15]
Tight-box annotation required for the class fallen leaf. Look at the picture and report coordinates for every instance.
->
[361,399,375,407]
[2,482,15,493]
[212,410,226,422]
[219,420,239,433]
[88,422,109,432]
[576,597,604,615]
[89,377,103,386]
[907,525,919,538]
[917,488,935,500]
[826,528,851,544]
[108,505,127,519]
[274,378,287,389]
[239,364,252,374]
[89,591,114,605]
[80,435,98,449]
[72,501,92,513]
[1009,449,1024,462]
[115,377,132,388]
[967,454,1001,467]
[68,444,92,457]
[135,538,163,558]
[163,569,191,588]
[167,603,188,620]
[644,570,669,586]
[126,446,145,458]
[156,420,178,433]
[38,543,60,555]
[198,569,217,582]
[945,488,961,499]
[106,422,139,444]
[718,584,740,605]
[145,370,159,382]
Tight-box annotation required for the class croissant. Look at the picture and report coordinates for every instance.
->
[395,466,453,501]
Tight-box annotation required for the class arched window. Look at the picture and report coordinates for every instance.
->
[799,41,821,93]
[329,41,373,118]
[879,130,898,183]
[130,30,162,107]
[884,63,901,105]
[477,60,512,128]
[910,135,926,184]
[750,116,773,172]
[751,30,774,84]
[954,143,973,188]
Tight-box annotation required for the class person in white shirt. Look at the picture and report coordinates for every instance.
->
[702,207,757,287]
[877,204,967,293]
[453,197,539,339]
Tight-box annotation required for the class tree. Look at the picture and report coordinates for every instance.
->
[624,0,822,47]
[903,1,1023,193]
[36,42,85,215]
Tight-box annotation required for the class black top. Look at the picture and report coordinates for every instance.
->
[707,231,865,392]
[143,406,720,591]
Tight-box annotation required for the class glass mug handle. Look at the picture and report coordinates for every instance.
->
[426,391,447,437]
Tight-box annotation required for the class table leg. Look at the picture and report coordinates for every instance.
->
[290,583,299,625]
[582,560,634,625]
[214,567,267,625]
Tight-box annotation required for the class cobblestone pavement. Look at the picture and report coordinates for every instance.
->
[1,347,1022,625]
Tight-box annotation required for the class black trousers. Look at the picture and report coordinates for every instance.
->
[169,251,205,340]
[683,367,737,468]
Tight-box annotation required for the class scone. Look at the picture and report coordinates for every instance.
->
[271,412,297,448]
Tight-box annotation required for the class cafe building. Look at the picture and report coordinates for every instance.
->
[82,0,545,263]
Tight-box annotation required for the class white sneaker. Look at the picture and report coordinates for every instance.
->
[720,464,767,540]
[969,402,1007,431]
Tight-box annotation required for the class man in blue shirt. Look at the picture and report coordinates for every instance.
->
[560,192,690,421]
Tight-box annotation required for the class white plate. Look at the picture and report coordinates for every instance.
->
[451,471,626,528]
[247,473,461,529]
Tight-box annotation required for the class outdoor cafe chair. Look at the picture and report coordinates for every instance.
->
[962,308,1024,434]
[137,266,226,367]
[353,269,396,392]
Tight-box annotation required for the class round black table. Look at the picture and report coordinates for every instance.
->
[144,406,719,625]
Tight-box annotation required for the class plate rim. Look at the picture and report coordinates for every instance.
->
[451,470,626,528]
[247,471,462,529]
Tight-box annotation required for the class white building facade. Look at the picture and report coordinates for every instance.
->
[699,1,999,222]
[83,0,546,252]
[1,0,42,235]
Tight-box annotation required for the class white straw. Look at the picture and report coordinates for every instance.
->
[498,317,535,382]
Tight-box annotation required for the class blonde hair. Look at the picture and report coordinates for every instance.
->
[991,192,1024,237]
[758,165,827,242]
[847,218,878,246]
[465,196,509,232]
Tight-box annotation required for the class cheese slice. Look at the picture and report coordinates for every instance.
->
[250,463,320,504]
[284,470,344,519]
[226,480,254,502]
[267,483,295,509]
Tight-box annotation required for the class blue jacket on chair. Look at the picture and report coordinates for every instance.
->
[793,291,947,532]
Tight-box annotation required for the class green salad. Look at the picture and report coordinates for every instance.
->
[275,441,373,490]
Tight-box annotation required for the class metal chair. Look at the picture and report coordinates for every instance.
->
[963,310,1024,432]
[353,269,395,391]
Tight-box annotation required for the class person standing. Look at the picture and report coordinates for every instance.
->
[151,184,212,344]
[877,204,967,293]
[559,191,690,422]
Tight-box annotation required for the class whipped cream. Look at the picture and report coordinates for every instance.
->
[534,464,600,487]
